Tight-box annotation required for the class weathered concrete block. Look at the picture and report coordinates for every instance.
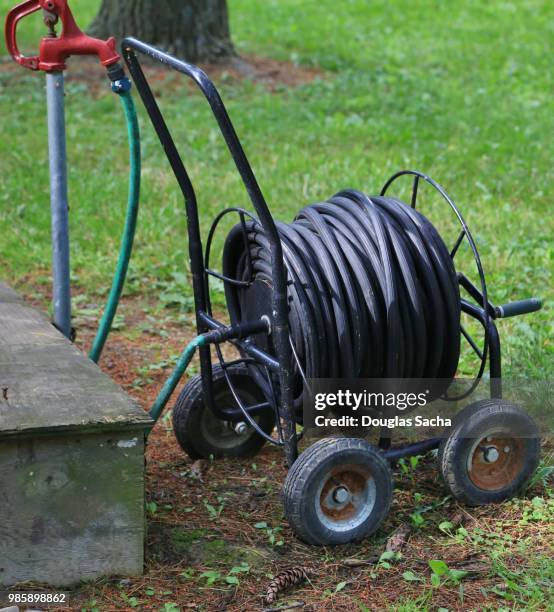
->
[0,283,153,586]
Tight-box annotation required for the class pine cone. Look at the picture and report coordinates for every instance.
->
[264,566,311,604]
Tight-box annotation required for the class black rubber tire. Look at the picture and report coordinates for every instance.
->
[172,363,275,459]
[282,437,393,545]
[437,401,479,468]
[438,399,540,505]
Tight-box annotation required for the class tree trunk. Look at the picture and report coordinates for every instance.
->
[89,0,235,63]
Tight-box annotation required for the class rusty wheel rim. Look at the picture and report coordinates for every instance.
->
[467,433,526,491]
[315,463,376,532]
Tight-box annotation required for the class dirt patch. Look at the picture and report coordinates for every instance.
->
[0,52,324,96]
[217,55,324,91]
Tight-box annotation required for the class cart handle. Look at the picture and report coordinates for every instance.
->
[495,297,542,318]
[121,38,281,253]
[121,38,297,465]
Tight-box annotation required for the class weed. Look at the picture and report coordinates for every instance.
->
[254,521,284,546]
[199,563,250,587]
[204,495,226,520]
[398,455,423,482]
[199,570,221,586]
[119,592,140,608]
[378,550,402,570]
[519,496,554,524]
[526,456,554,492]
[146,501,158,516]
[428,559,468,588]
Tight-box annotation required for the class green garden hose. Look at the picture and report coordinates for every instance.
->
[84,78,205,428]
[148,334,207,424]
[89,88,140,363]
[147,319,266,426]
[83,79,262,429]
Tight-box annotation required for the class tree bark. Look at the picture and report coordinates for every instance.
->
[89,0,235,63]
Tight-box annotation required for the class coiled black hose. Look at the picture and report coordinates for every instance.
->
[223,190,460,401]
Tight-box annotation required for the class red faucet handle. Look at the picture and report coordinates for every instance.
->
[5,0,42,70]
[5,0,120,72]
[37,0,120,70]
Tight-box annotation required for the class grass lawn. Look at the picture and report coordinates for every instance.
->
[0,1,552,610]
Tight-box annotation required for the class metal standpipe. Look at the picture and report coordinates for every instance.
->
[46,70,71,338]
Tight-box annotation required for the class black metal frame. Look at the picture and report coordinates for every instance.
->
[122,39,537,467]
[122,38,296,465]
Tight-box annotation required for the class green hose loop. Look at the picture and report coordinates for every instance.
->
[86,81,201,429]
[148,334,207,425]
[89,89,141,363]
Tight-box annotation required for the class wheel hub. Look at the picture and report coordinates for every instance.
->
[316,465,376,531]
[332,486,351,505]
[468,435,525,491]
[200,394,260,450]
[233,421,249,435]
[482,446,500,463]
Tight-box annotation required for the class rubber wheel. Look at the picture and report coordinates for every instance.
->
[439,399,540,505]
[282,438,393,545]
[172,363,275,459]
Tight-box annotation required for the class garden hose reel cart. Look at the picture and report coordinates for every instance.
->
[122,39,543,546]
[5,0,544,548]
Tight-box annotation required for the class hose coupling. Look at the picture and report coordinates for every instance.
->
[107,62,132,94]
[111,76,132,94]
[202,318,270,344]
